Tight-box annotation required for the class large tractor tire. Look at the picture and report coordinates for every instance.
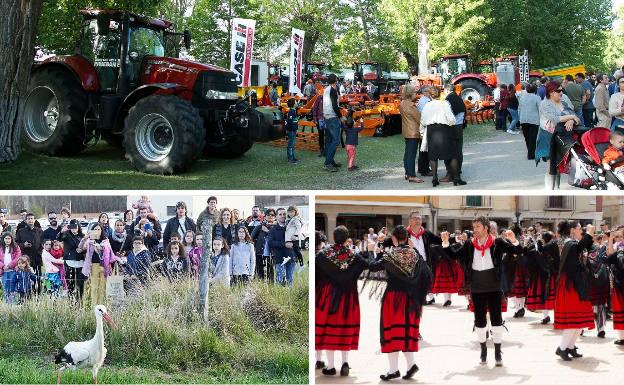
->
[123,94,204,175]
[456,78,491,103]
[204,135,254,158]
[22,67,88,156]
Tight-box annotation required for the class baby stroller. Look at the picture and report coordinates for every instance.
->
[562,127,624,190]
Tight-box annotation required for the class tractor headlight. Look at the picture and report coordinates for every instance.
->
[205,90,239,100]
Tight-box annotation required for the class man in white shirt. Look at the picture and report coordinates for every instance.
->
[441,216,521,367]
[406,212,442,305]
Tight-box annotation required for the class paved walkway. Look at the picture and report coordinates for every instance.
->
[315,283,621,385]
[363,130,574,190]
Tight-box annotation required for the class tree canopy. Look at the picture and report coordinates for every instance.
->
[34,0,618,72]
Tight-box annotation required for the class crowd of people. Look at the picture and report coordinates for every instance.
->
[0,196,306,307]
[488,70,624,189]
[315,212,624,380]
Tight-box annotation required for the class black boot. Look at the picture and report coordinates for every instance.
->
[567,346,583,358]
[315,360,325,369]
[513,308,525,318]
[443,300,452,307]
[480,342,487,365]
[556,347,572,361]
[541,316,551,324]
[322,367,337,375]
[403,364,419,379]
[340,362,350,376]
[494,343,503,366]
[380,371,401,381]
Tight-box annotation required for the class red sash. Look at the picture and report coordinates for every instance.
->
[408,226,425,240]
[473,235,494,257]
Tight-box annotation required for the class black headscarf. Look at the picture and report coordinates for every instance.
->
[446,91,466,116]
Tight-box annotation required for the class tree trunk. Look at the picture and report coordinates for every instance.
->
[0,0,44,163]
[417,23,430,75]
[403,51,418,74]
[359,3,372,61]
[302,31,319,64]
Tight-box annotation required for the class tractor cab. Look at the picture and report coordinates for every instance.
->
[354,61,383,83]
[437,54,472,85]
[76,10,190,95]
[304,61,329,83]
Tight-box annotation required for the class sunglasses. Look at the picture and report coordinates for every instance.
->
[555,89,563,93]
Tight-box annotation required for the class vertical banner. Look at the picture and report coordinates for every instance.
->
[519,49,529,84]
[230,18,256,87]
[289,28,305,95]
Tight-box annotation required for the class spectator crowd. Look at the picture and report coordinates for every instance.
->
[0,196,307,307]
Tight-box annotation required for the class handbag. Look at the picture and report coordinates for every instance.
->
[106,264,125,300]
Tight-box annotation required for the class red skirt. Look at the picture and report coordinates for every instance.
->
[509,264,529,298]
[315,283,360,351]
[526,275,555,311]
[554,273,595,330]
[431,260,459,294]
[380,291,420,353]
[613,286,624,330]
[468,294,507,313]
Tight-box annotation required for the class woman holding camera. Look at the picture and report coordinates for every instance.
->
[79,223,125,306]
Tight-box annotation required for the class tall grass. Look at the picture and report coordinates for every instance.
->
[0,273,308,384]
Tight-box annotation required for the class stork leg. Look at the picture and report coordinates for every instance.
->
[57,366,66,385]
[92,365,99,385]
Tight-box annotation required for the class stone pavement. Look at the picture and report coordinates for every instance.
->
[363,130,574,190]
[315,282,622,384]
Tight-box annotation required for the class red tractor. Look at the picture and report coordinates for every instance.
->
[22,9,283,174]
[304,61,329,83]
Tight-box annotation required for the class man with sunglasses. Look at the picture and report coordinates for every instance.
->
[42,211,61,242]
[251,208,276,282]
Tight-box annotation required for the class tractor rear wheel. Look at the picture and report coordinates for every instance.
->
[123,94,204,174]
[456,78,491,103]
[22,67,88,156]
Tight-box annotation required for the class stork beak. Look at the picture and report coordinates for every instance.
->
[102,313,116,329]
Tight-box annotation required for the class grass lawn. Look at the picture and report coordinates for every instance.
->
[0,122,495,190]
[0,274,309,384]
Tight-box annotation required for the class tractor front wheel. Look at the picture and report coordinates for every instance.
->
[123,95,204,174]
[456,79,491,103]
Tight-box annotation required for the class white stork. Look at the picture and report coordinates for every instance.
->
[55,305,115,385]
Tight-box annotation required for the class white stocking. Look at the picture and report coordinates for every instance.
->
[516,297,525,309]
[315,350,323,361]
[387,352,399,373]
[617,330,624,339]
[403,351,415,368]
[491,326,504,344]
[341,351,349,365]
[560,330,575,350]
[476,327,488,343]
[442,293,451,302]
[569,329,583,349]
[326,350,335,369]
[542,309,550,318]
[426,293,434,302]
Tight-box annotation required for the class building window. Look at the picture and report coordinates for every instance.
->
[465,196,483,207]
[546,196,570,210]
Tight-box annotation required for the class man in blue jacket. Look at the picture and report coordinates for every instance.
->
[266,208,295,286]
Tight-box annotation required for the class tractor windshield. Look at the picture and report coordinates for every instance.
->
[362,64,377,75]
[129,27,165,58]
[307,64,325,74]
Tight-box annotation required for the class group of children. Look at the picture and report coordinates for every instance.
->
[285,98,364,171]
[0,233,65,304]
